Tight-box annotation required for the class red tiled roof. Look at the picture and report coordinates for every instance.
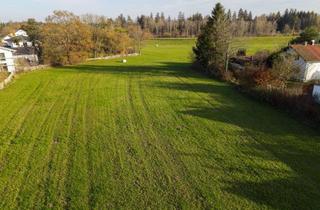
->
[291,45,320,62]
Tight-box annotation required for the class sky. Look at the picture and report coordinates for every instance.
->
[1,0,320,22]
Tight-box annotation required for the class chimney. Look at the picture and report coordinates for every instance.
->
[312,40,315,46]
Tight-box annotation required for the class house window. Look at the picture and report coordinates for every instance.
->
[0,53,5,61]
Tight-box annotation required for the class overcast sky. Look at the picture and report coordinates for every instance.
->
[1,0,320,22]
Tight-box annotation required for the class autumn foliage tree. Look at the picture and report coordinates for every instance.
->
[41,11,92,66]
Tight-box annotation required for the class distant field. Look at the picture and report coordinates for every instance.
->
[0,39,319,209]
[232,36,295,55]
[154,36,294,56]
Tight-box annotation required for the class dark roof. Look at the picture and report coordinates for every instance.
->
[13,47,36,56]
[291,45,320,62]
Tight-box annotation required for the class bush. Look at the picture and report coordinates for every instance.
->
[291,26,320,44]
[235,66,257,87]
[253,50,270,70]
[237,85,320,125]
[237,48,247,56]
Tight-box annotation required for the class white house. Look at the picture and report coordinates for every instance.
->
[1,29,32,48]
[289,44,320,81]
[15,29,28,37]
[0,47,16,73]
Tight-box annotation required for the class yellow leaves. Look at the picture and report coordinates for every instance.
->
[42,11,92,66]
[41,10,135,64]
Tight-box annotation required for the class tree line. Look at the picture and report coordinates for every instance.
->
[1,8,320,40]
[117,9,320,37]
[1,8,320,66]
[0,11,151,66]
[230,9,320,36]
[132,9,320,37]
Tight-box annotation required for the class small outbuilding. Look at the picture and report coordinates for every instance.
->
[289,43,320,81]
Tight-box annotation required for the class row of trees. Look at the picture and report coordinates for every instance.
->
[0,11,152,66]
[230,9,320,36]
[134,9,320,37]
[137,12,205,37]
[3,8,317,42]
[118,9,320,37]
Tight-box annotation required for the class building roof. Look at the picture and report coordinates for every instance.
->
[0,47,16,52]
[291,45,320,62]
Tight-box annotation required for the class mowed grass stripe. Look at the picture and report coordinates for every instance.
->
[14,75,79,209]
[0,79,63,209]
[41,74,86,209]
[138,73,217,209]
[126,73,184,208]
[0,79,54,158]
[64,74,93,210]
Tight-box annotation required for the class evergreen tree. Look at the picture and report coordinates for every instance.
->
[193,3,231,75]
[295,26,320,43]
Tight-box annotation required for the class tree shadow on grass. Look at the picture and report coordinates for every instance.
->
[58,62,202,78]
[155,81,320,137]
[156,81,320,209]
[224,176,320,209]
[222,139,320,209]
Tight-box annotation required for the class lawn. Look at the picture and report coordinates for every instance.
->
[0,39,319,210]
[154,36,294,56]
[232,36,295,55]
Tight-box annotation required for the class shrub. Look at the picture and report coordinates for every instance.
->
[237,85,320,125]
[291,26,320,44]
[237,48,247,56]
[253,50,270,70]
[253,70,285,88]
[235,66,257,87]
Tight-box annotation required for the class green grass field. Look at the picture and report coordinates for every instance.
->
[0,39,319,209]
[154,36,294,56]
[232,36,294,55]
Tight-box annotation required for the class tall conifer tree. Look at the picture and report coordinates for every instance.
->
[193,3,231,75]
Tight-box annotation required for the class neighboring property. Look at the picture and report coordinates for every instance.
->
[288,43,320,81]
[1,30,38,70]
[1,29,32,48]
[0,47,16,73]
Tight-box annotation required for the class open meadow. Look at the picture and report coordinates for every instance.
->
[232,36,295,55]
[0,38,319,209]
